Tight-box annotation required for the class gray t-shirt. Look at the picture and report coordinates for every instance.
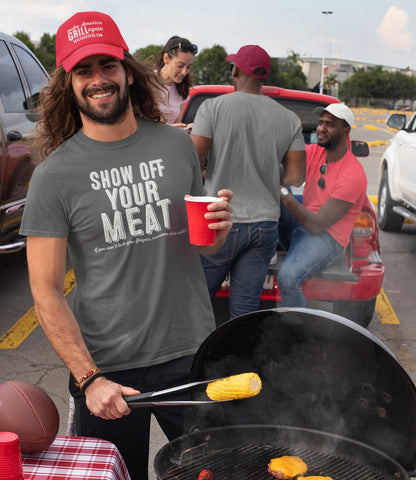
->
[20,119,214,372]
[192,91,305,222]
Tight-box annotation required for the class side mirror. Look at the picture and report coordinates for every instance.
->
[387,113,406,130]
[351,140,369,158]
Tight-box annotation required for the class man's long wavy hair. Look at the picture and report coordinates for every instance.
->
[35,52,165,160]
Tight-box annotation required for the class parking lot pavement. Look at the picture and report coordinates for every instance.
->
[1,106,414,479]
[350,107,401,195]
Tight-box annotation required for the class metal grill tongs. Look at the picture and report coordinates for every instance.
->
[124,377,228,407]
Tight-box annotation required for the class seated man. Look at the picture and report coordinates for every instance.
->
[278,103,367,307]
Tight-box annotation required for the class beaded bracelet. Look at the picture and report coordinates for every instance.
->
[80,372,106,391]
[75,368,100,387]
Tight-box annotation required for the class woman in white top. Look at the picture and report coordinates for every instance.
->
[155,36,197,129]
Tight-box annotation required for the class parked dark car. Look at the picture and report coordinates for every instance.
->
[0,32,49,253]
[181,85,384,327]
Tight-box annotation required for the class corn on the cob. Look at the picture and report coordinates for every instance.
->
[206,372,262,401]
[268,456,307,479]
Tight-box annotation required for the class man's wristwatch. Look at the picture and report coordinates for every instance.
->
[280,186,290,198]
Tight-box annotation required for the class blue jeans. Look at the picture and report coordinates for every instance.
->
[201,221,279,319]
[278,224,344,307]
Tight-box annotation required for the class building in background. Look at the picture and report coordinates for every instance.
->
[299,57,416,97]
[274,56,416,100]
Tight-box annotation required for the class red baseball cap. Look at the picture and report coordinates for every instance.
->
[56,11,129,72]
[226,45,270,80]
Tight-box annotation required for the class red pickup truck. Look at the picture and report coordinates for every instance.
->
[181,85,385,327]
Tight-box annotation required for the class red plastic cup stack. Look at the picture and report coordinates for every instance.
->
[185,196,221,246]
[0,432,24,480]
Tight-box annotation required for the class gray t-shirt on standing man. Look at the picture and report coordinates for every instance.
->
[20,119,214,372]
[192,91,305,222]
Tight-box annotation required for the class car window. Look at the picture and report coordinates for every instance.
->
[183,93,326,144]
[274,99,323,135]
[0,40,27,112]
[12,43,48,109]
[182,93,218,124]
[407,116,416,133]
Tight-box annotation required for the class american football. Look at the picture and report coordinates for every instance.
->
[0,380,60,453]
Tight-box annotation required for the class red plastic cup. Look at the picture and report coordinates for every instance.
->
[0,432,24,480]
[185,196,221,245]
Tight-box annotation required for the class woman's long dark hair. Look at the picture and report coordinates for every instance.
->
[35,52,165,160]
[155,36,195,99]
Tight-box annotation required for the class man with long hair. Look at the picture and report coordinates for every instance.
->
[20,11,232,480]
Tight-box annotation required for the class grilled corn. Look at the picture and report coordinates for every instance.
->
[206,372,262,401]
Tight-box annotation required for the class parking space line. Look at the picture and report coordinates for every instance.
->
[368,195,377,206]
[0,255,401,346]
[0,269,76,349]
[0,307,38,349]
[368,195,403,323]
[375,288,400,324]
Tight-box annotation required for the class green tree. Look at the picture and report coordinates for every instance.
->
[340,69,373,105]
[133,44,162,64]
[267,51,307,91]
[35,33,56,74]
[284,50,303,76]
[340,66,416,106]
[267,58,286,86]
[324,74,338,95]
[192,45,230,85]
[13,31,36,52]
[13,30,56,73]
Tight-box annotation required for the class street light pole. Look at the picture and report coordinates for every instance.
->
[320,10,333,94]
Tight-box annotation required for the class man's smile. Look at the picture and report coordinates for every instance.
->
[90,91,114,100]
[83,84,119,100]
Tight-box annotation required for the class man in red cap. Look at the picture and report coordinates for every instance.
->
[191,44,306,320]
[20,11,233,480]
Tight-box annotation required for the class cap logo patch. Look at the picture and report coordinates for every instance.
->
[67,20,104,44]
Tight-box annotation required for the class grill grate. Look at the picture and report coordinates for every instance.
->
[161,443,395,480]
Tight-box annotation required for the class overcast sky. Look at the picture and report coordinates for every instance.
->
[1,1,416,69]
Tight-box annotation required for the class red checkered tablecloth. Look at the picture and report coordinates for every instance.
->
[22,435,131,480]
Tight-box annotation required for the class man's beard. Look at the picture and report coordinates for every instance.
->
[318,138,334,149]
[75,81,130,125]
[318,132,342,150]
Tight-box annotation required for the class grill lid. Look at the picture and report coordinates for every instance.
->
[189,308,416,470]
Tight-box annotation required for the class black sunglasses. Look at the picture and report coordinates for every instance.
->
[230,62,235,72]
[166,42,198,55]
[318,163,327,189]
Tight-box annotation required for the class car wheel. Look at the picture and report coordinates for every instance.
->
[307,298,376,328]
[377,169,404,232]
[331,298,376,328]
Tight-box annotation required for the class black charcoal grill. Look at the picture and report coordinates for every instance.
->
[154,308,416,479]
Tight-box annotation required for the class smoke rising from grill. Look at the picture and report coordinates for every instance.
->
[188,308,416,470]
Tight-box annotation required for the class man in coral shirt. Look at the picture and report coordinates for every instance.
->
[278,103,367,307]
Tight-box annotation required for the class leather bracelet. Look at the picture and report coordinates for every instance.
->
[80,372,106,391]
